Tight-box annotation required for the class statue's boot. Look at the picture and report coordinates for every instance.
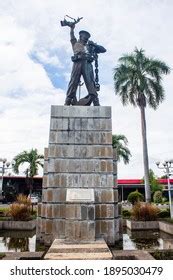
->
[92,95,100,106]
[77,95,92,106]
[64,97,72,105]
[65,97,78,106]
[77,94,100,106]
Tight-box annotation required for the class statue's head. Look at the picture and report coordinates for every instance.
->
[79,30,91,45]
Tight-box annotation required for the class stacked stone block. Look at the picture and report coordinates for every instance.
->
[37,106,119,245]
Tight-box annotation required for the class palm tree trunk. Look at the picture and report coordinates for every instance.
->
[30,177,33,196]
[140,105,151,202]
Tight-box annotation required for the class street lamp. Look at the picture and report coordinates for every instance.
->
[156,160,173,218]
[0,158,12,190]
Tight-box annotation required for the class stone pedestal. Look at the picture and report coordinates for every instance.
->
[36,106,119,245]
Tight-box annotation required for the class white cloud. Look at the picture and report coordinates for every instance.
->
[33,49,62,67]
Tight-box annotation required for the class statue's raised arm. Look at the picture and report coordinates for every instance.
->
[60,15,83,28]
[60,15,83,44]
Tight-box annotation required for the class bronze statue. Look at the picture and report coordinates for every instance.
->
[60,16,106,106]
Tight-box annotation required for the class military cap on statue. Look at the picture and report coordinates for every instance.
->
[79,30,91,39]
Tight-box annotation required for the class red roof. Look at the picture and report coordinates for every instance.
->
[118,179,173,184]
[118,179,142,184]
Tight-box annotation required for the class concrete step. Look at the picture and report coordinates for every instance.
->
[44,239,112,260]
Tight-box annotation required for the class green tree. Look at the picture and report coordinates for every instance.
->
[12,149,44,195]
[113,48,170,202]
[142,169,163,201]
[127,190,144,205]
[112,134,131,164]
[148,169,163,194]
[153,191,163,204]
[160,175,167,179]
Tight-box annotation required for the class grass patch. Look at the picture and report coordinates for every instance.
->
[0,207,9,212]
[0,216,11,221]
[0,253,5,259]
[0,207,9,217]
[162,218,173,224]
[151,250,173,260]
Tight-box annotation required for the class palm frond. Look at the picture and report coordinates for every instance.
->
[146,78,165,109]
[112,134,131,164]
[148,59,171,74]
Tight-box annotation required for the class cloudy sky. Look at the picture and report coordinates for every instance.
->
[0,0,173,179]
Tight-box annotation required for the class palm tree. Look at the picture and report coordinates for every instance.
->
[12,149,44,195]
[113,48,170,202]
[112,134,131,164]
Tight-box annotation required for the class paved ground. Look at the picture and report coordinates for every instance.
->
[0,204,10,208]
[45,239,113,260]
[122,203,169,210]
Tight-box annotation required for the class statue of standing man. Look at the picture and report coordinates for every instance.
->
[60,16,106,106]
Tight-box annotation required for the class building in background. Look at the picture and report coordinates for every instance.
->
[0,176,172,203]
[0,175,42,202]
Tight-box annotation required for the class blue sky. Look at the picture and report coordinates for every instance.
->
[0,0,173,178]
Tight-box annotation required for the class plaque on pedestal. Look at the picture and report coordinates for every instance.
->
[66,188,94,202]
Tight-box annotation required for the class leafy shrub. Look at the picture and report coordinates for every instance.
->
[16,194,31,206]
[7,194,32,221]
[153,191,163,204]
[7,203,31,221]
[158,208,170,218]
[127,191,144,205]
[122,209,131,218]
[131,202,159,221]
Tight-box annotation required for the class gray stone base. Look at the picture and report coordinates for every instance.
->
[126,220,159,230]
[2,252,44,260]
[0,220,36,230]
[37,106,119,245]
[159,221,173,235]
